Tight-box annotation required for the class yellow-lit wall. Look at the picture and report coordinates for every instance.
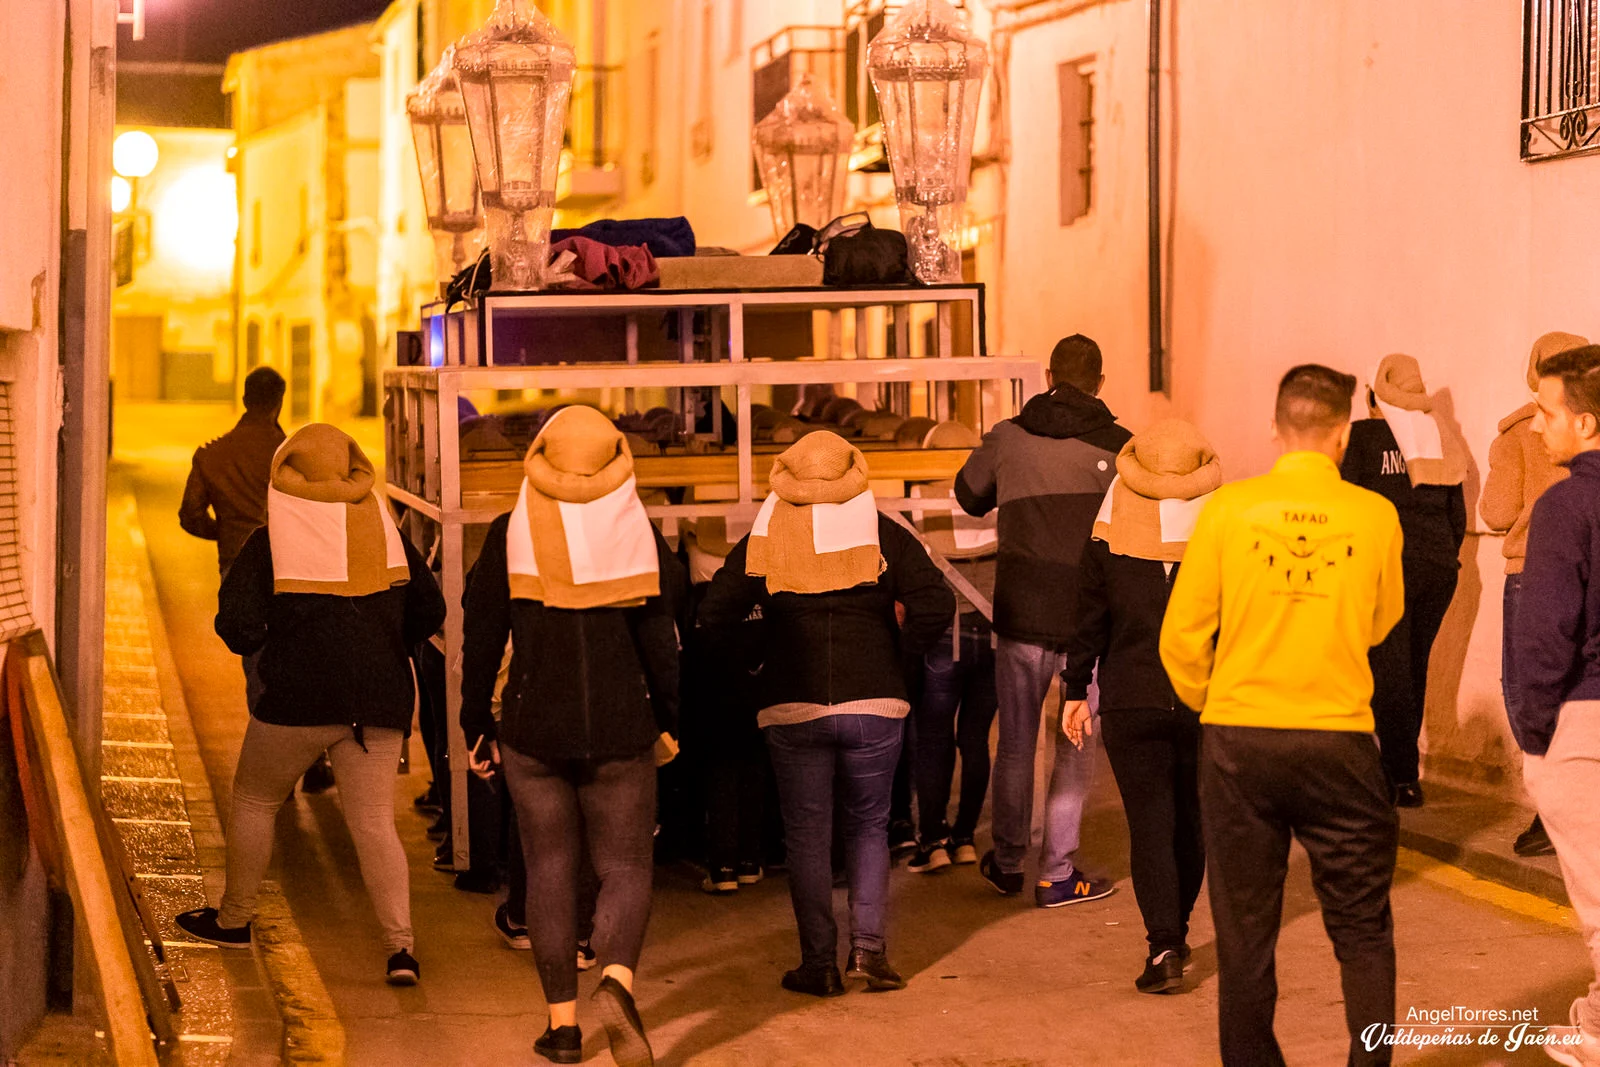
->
[111,126,237,401]
[228,22,382,422]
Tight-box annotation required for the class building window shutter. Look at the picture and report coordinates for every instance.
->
[1058,61,1094,225]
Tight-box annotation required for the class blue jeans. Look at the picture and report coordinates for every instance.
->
[1503,573,1524,725]
[991,636,1098,881]
[913,620,998,843]
[765,713,904,969]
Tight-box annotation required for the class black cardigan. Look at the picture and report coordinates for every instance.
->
[216,526,445,734]
[1061,538,1184,714]
[460,514,686,762]
[695,515,956,711]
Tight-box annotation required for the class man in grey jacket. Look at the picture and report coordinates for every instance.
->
[955,335,1127,907]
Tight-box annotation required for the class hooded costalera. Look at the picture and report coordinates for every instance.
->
[1481,331,1589,570]
[1092,418,1221,563]
[1370,353,1468,488]
[747,430,882,595]
[505,405,660,609]
[266,424,409,596]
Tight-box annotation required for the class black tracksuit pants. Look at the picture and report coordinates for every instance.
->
[1200,725,1398,1067]
[1369,559,1458,786]
[1100,708,1204,956]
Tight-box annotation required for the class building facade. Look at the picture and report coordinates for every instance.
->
[225,25,382,422]
[371,0,1599,792]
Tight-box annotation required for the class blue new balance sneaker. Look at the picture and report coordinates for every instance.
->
[1035,869,1116,908]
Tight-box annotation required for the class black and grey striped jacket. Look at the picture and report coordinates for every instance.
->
[955,386,1131,649]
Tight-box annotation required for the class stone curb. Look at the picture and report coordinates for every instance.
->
[120,483,348,1065]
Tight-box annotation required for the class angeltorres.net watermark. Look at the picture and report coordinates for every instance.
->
[1361,1006,1588,1054]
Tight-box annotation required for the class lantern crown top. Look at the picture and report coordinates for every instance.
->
[754,74,853,150]
[452,0,576,77]
[866,0,988,79]
[407,47,466,121]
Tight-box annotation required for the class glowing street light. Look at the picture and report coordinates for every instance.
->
[111,176,133,214]
[408,47,485,292]
[753,74,854,241]
[867,0,988,283]
[113,130,160,178]
[452,0,575,291]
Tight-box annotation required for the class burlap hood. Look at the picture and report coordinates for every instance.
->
[1092,419,1220,563]
[747,431,881,594]
[1530,331,1591,391]
[1371,354,1466,487]
[508,406,659,609]
[266,424,407,596]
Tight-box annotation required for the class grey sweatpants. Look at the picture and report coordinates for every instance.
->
[217,719,413,953]
[1525,700,1600,1039]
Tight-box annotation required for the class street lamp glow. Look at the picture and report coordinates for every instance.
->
[110,175,132,214]
[113,130,160,178]
[154,166,237,272]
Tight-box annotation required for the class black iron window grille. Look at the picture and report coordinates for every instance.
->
[1522,0,1600,160]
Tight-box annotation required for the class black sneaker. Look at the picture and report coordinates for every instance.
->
[906,842,951,874]
[700,866,738,894]
[533,1024,583,1065]
[1135,949,1184,994]
[413,783,442,812]
[576,940,597,972]
[453,869,497,894]
[593,975,654,1067]
[845,947,906,991]
[949,838,979,865]
[495,903,530,950]
[432,840,454,871]
[781,964,845,998]
[736,862,765,885]
[888,820,918,855]
[1515,814,1556,857]
[175,907,250,949]
[386,949,420,986]
[979,850,1024,896]
[300,754,335,795]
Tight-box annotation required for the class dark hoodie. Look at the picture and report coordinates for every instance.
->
[955,387,1132,647]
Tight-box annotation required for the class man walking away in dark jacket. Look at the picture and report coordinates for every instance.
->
[1514,343,1600,1063]
[180,366,286,577]
[955,335,1126,907]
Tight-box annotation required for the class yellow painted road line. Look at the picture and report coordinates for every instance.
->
[1397,847,1573,929]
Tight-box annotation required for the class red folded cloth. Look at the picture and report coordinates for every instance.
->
[548,236,659,290]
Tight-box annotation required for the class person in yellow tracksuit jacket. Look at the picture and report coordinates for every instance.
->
[1160,364,1405,1067]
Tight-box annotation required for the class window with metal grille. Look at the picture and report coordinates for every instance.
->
[1059,61,1095,224]
[1522,0,1600,160]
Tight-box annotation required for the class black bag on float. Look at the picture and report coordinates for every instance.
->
[770,224,819,255]
[821,220,914,287]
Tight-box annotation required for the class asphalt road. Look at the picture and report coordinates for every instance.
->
[118,403,1595,1066]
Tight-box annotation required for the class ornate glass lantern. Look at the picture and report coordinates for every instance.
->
[753,74,854,240]
[452,1,575,291]
[867,0,988,283]
[407,48,484,293]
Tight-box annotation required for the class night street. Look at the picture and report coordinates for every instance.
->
[114,405,1599,1065]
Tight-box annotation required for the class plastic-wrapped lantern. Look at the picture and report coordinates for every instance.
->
[867,0,988,283]
[753,74,854,241]
[452,0,575,291]
[407,47,485,293]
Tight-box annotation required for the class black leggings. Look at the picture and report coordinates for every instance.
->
[1100,708,1205,954]
[504,803,598,941]
[502,746,656,1004]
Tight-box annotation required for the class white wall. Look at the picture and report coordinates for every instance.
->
[1003,0,1600,791]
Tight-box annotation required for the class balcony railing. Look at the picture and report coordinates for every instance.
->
[1522,0,1600,160]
